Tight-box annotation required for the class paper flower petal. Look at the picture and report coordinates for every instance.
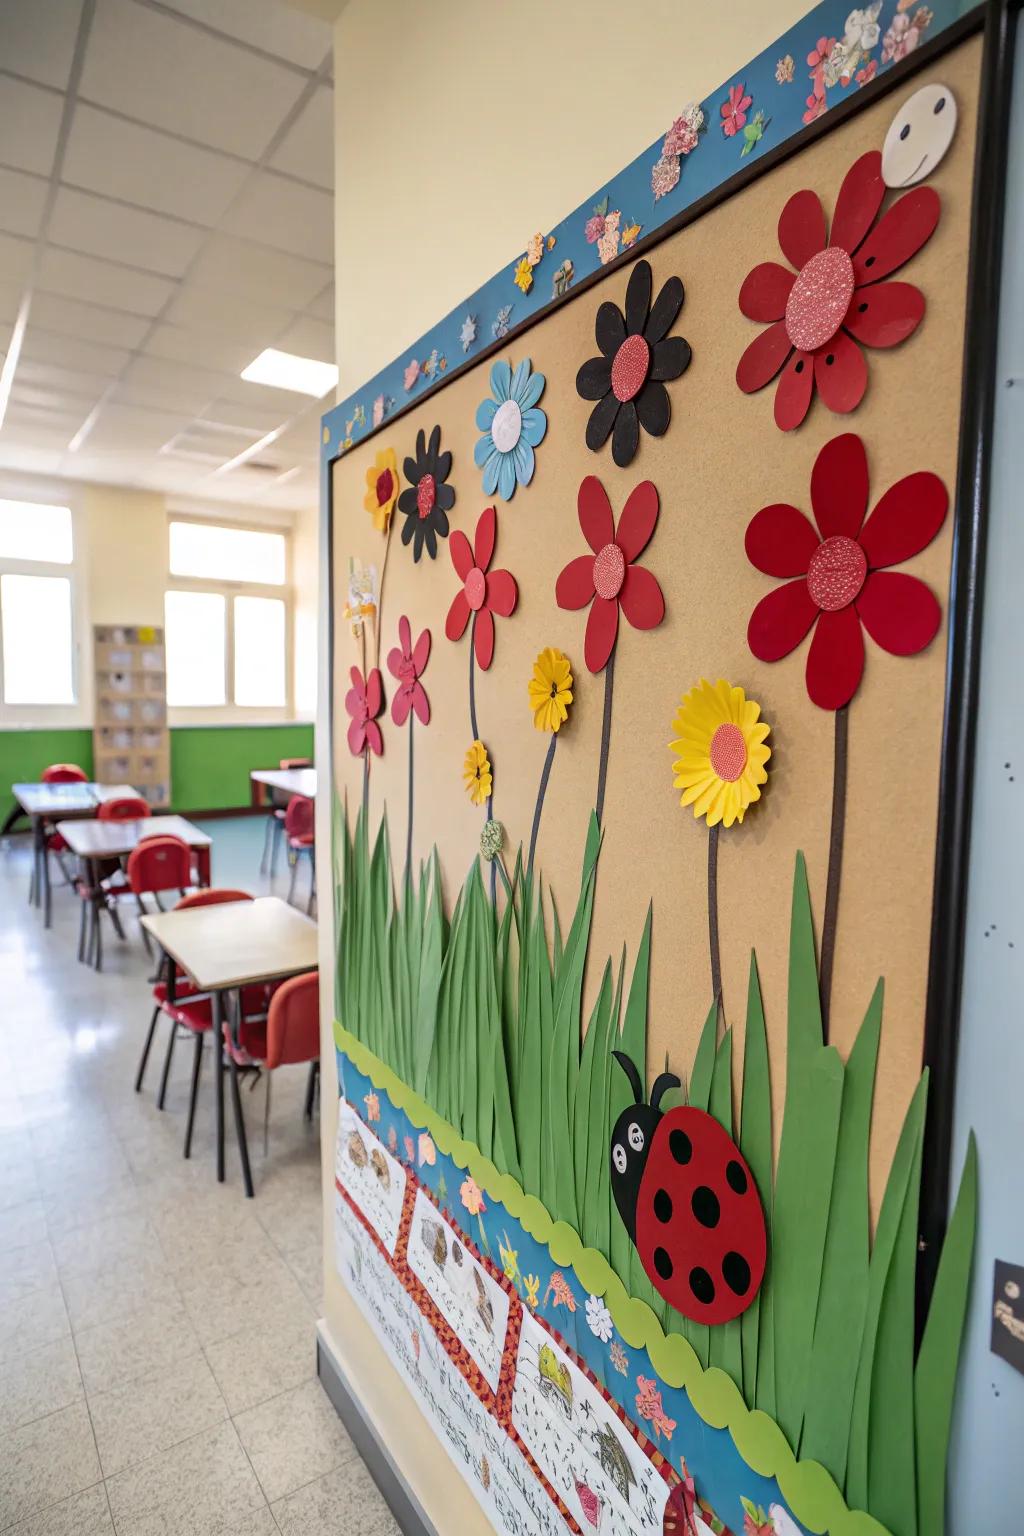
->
[578,475,615,553]
[636,378,670,437]
[650,336,692,382]
[412,682,430,726]
[490,358,512,401]
[856,571,941,655]
[739,262,797,323]
[805,604,864,709]
[625,260,653,334]
[644,275,685,344]
[853,186,940,285]
[748,579,818,661]
[810,432,869,540]
[474,606,495,670]
[612,399,640,467]
[619,564,665,631]
[844,281,926,348]
[445,589,472,643]
[584,595,619,672]
[474,506,496,571]
[774,352,814,430]
[745,503,819,576]
[586,391,620,450]
[516,368,545,410]
[859,471,948,567]
[616,480,659,562]
[486,568,518,618]
[497,451,517,502]
[576,355,613,401]
[449,529,475,582]
[412,627,431,674]
[596,301,627,358]
[736,321,792,393]
[482,449,502,496]
[521,407,547,447]
[813,331,868,414]
[829,149,885,257]
[778,188,827,270]
[475,396,498,432]
[556,554,598,610]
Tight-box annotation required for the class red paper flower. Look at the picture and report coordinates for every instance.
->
[345,666,384,756]
[745,433,947,709]
[445,505,518,671]
[721,82,752,137]
[555,476,665,673]
[737,150,939,430]
[387,616,431,726]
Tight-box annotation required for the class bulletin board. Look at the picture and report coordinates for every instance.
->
[322,7,1012,1536]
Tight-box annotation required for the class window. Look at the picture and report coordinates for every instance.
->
[0,499,76,707]
[164,518,290,710]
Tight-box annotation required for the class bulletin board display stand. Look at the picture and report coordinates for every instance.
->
[92,625,170,808]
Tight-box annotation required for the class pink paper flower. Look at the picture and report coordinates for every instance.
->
[418,1132,436,1167]
[663,116,699,157]
[856,59,878,85]
[387,616,431,727]
[635,1376,677,1441]
[403,360,419,392]
[721,82,753,137]
[776,54,795,84]
[403,1135,415,1162]
[651,154,681,202]
[372,394,385,427]
[584,213,606,244]
[345,666,384,758]
[460,1176,485,1216]
[363,1091,380,1122]
[387,1126,398,1153]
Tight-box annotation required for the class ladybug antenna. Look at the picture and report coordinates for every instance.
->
[650,1071,681,1111]
[612,1051,644,1104]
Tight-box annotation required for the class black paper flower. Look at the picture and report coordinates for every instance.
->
[575,259,692,467]
[398,425,455,562]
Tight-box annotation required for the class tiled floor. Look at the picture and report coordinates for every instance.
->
[0,817,399,1536]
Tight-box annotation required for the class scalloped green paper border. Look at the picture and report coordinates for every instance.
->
[334,1020,892,1536]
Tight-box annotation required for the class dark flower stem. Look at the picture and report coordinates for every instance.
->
[820,705,849,1041]
[361,749,370,823]
[468,613,496,904]
[403,715,414,893]
[707,823,723,1016]
[594,648,617,824]
[526,733,558,891]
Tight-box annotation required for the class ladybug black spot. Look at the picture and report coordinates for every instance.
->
[669,1130,692,1165]
[723,1251,752,1296]
[691,1185,720,1229]
[653,1188,673,1224]
[689,1267,715,1305]
[654,1247,674,1280]
[725,1160,748,1196]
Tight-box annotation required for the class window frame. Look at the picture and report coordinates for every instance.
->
[0,496,81,720]
[164,514,293,720]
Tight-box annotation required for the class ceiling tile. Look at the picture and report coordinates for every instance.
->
[120,352,235,412]
[0,0,84,90]
[30,291,151,350]
[144,322,257,377]
[0,74,64,176]
[171,423,262,460]
[85,402,193,453]
[0,167,49,240]
[188,234,331,309]
[268,85,333,190]
[274,314,334,365]
[0,232,36,288]
[0,283,25,326]
[306,283,334,322]
[48,186,205,278]
[61,104,250,226]
[5,400,84,437]
[37,245,175,316]
[215,373,310,416]
[21,324,129,377]
[79,0,309,159]
[17,358,118,398]
[219,170,333,263]
[197,397,287,434]
[11,380,103,415]
[161,282,298,343]
[156,0,329,71]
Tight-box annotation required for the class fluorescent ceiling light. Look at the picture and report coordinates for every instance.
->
[0,293,32,436]
[241,348,338,397]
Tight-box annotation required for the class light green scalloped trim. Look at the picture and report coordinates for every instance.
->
[335,1020,890,1536]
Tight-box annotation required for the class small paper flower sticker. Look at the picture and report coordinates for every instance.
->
[721,82,753,137]
[513,257,533,294]
[474,358,547,501]
[528,648,573,733]
[363,447,400,532]
[417,1132,436,1167]
[669,679,771,828]
[479,819,504,861]
[463,741,492,806]
[363,1091,380,1122]
[585,1295,613,1342]
[460,1176,486,1216]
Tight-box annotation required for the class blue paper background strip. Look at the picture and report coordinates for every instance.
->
[321,0,979,470]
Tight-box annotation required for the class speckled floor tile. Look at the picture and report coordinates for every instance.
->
[88,1352,228,1478]
[271,1457,401,1536]
[104,1421,265,1535]
[74,1300,200,1396]
[233,1378,356,1504]
[61,1251,176,1334]
[0,1336,83,1434]
[0,1200,47,1252]
[205,1312,316,1415]
[0,1283,70,1365]
[0,1400,101,1528]
[0,1240,57,1310]
[2,1482,112,1536]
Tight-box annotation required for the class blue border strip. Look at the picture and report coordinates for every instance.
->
[321,0,979,465]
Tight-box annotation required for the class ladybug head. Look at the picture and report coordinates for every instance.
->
[609,1053,680,1243]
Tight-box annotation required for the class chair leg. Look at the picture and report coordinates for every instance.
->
[157,1022,177,1109]
[93,902,103,972]
[77,897,88,963]
[109,899,126,942]
[135,1004,161,1092]
[184,1033,204,1159]
[136,895,154,957]
[287,852,299,906]
[260,815,273,875]
[227,1055,254,1198]
[263,1071,272,1157]
[269,817,283,879]
[303,1061,319,1121]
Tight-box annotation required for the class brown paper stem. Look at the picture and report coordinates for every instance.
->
[527,732,558,890]
[708,821,723,1014]
[404,714,414,891]
[820,704,849,1041]
[594,649,617,824]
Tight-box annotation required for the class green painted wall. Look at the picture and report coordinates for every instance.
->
[1,724,314,820]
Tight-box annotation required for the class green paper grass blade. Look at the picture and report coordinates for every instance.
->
[689,999,718,1113]
[413,849,445,1097]
[573,960,612,1245]
[519,895,552,1202]
[914,1132,977,1536]
[710,1027,733,1133]
[587,947,624,1264]
[740,953,772,1413]
[800,979,882,1483]
[709,1032,742,1392]
[771,853,844,1451]
[846,1070,929,1512]
[608,909,652,1291]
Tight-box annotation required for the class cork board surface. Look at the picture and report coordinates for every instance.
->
[330,35,982,1210]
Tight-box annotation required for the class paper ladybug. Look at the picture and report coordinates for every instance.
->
[610,1052,766,1325]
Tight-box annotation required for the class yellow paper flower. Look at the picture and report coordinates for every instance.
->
[363,447,400,532]
[463,740,492,805]
[669,678,771,828]
[513,256,533,294]
[528,647,573,733]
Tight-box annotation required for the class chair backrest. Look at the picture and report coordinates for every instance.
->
[175,888,252,912]
[284,794,314,839]
[265,970,319,1069]
[98,796,151,821]
[279,756,312,769]
[127,834,192,894]
[42,763,88,783]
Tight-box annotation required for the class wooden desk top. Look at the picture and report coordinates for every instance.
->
[13,782,139,817]
[140,896,318,990]
[56,814,212,859]
[250,767,316,798]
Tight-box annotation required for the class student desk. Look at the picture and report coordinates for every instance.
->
[13,781,139,927]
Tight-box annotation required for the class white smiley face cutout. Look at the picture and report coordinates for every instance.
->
[882,84,957,188]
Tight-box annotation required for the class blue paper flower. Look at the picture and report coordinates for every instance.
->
[474,358,547,501]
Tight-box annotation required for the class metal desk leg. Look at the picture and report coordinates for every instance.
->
[43,822,53,929]
[213,990,225,1183]
[28,814,42,908]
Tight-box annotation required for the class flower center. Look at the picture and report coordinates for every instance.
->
[465,567,486,611]
[593,542,625,600]
[396,655,416,684]
[416,473,436,519]
[375,468,394,506]
[709,722,748,782]
[785,246,855,353]
[611,333,651,402]
[491,398,523,454]
[807,534,867,610]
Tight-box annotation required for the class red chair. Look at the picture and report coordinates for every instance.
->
[98,796,151,821]
[222,970,320,1197]
[127,834,195,952]
[260,757,313,879]
[75,799,152,968]
[40,762,89,881]
[285,795,315,913]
